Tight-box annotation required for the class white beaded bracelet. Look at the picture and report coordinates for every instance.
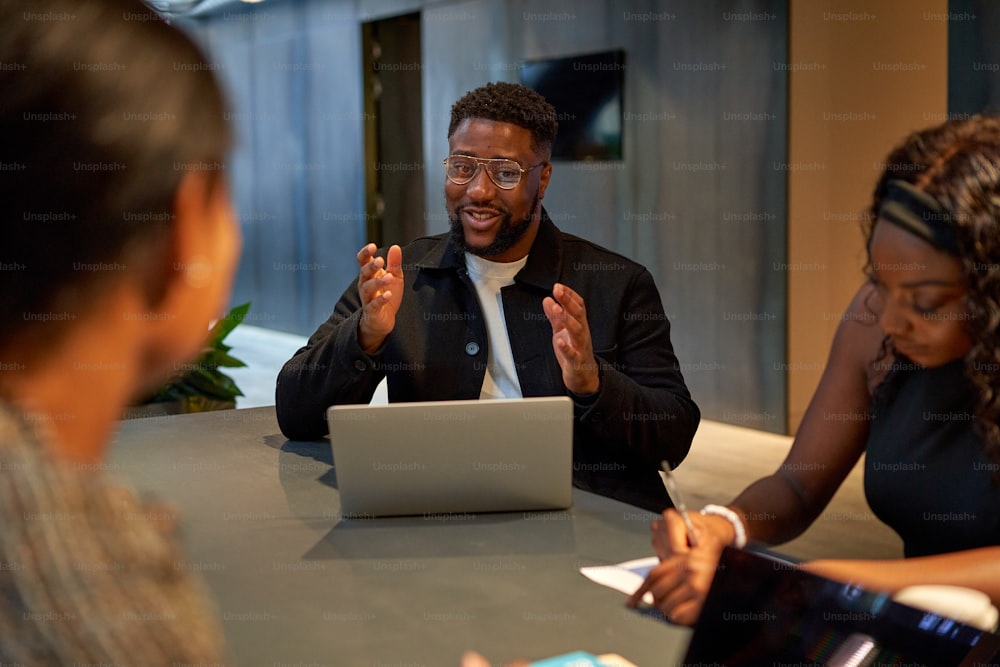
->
[700,504,748,549]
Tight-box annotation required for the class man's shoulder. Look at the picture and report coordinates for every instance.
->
[555,230,648,275]
[402,231,449,248]
[389,231,451,268]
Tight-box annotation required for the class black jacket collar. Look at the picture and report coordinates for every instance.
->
[413,207,561,293]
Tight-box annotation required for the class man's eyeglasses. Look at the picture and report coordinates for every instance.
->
[442,155,545,190]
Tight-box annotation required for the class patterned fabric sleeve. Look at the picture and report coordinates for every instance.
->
[0,404,228,665]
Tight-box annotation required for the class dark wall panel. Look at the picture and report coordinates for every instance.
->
[948,0,1000,115]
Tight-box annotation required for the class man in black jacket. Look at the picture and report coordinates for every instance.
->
[275,82,699,511]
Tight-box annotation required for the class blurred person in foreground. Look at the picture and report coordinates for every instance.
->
[630,116,1000,625]
[0,0,240,661]
[275,82,699,512]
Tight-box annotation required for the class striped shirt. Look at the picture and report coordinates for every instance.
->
[0,402,227,664]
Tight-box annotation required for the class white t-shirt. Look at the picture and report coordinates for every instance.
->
[464,252,529,399]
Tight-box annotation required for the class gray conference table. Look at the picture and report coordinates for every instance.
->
[110,406,691,666]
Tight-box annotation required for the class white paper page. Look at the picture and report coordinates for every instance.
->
[579,556,659,604]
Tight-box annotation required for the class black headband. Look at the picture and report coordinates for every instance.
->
[877,179,959,255]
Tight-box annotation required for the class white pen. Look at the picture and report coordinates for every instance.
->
[659,461,700,548]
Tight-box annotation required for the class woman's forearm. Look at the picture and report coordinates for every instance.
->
[802,546,1000,606]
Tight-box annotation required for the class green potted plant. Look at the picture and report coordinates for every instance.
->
[123,302,250,419]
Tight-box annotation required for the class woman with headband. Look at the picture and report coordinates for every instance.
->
[630,116,1000,625]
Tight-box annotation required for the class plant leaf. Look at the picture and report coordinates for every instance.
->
[142,301,251,405]
[208,302,250,347]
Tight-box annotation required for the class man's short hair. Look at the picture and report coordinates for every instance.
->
[448,81,558,156]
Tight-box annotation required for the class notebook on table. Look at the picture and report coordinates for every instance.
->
[683,546,1000,666]
[326,396,573,517]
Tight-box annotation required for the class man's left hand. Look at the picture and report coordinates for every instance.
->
[543,282,600,395]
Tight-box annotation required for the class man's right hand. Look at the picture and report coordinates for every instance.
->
[356,243,403,353]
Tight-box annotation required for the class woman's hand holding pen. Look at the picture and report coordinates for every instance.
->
[626,510,733,626]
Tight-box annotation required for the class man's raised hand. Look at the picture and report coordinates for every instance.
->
[356,243,403,353]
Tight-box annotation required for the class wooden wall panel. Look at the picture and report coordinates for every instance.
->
[786,0,948,432]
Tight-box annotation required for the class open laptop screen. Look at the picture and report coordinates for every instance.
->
[327,396,573,517]
[683,547,1000,666]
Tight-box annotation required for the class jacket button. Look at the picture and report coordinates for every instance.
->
[354,359,367,371]
[465,341,480,356]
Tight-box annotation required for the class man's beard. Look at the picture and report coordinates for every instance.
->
[447,192,539,259]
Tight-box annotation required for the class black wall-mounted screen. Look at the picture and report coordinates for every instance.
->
[520,49,624,161]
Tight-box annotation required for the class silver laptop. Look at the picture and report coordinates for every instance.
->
[327,396,573,517]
